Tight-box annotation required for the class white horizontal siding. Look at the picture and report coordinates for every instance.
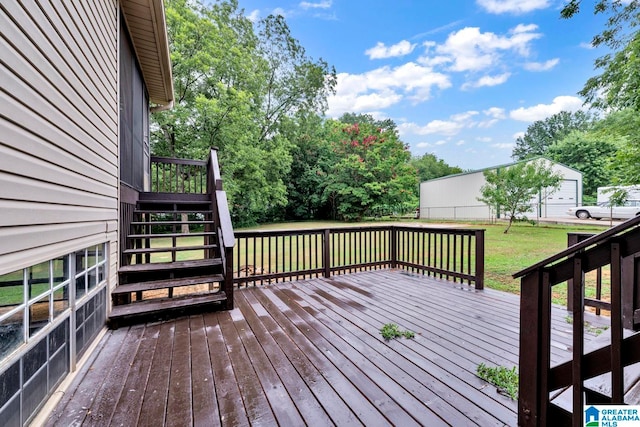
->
[0,0,119,275]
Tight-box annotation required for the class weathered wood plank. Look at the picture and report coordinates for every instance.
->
[217,311,277,425]
[165,317,193,426]
[247,288,388,426]
[109,323,160,426]
[137,321,175,426]
[189,315,220,427]
[202,313,250,427]
[235,291,334,426]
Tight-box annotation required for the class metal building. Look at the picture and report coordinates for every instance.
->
[419,158,583,220]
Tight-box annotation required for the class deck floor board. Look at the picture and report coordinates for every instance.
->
[44,269,610,426]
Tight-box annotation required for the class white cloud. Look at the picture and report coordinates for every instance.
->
[247,9,260,22]
[435,139,448,145]
[398,109,480,137]
[400,120,464,136]
[492,142,514,149]
[366,40,416,59]
[580,41,595,49]
[484,107,506,119]
[326,64,451,117]
[513,131,526,140]
[523,58,559,71]
[476,136,492,142]
[477,0,551,14]
[456,140,466,145]
[509,95,584,122]
[272,7,289,17]
[420,25,542,73]
[417,142,433,148]
[462,72,511,90]
[300,0,332,9]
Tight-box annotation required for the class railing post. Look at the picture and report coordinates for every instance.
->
[323,229,331,278]
[518,269,549,427]
[224,247,234,310]
[474,230,484,290]
[390,227,397,268]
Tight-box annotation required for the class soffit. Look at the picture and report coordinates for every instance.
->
[121,0,174,106]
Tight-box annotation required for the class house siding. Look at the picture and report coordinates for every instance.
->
[0,0,119,278]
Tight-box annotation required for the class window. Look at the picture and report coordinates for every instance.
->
[0,243,107,361]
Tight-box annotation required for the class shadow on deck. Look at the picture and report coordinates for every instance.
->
[43,269,608,426]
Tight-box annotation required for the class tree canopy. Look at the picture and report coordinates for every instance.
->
[561,0,640,111]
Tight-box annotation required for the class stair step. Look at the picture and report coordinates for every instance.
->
[124,244,217,255]
[135,209,213,214]
[108,292,227,328]
[119,258,222,274]
[138,193,210,202]
[112,274,224,295]
[131,220,215,226]
[128,231,217,239]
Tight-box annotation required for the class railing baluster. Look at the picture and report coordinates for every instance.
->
[572,256,584,425]
[610,242,623,403]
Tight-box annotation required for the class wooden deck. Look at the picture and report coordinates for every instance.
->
[43,269,609,426]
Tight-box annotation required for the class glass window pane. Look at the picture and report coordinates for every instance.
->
[88,268,97,291]
[52,256,69,286]
[98,265,105,284]
[75,250,86,277]
[97,243,105,263]
[29,294,50,337]
[53,285,69,318]
[0,270,24,315]
[0,311,24,359]
[87,246,97,268]
[28,261,50,299]
[75,273,86,299]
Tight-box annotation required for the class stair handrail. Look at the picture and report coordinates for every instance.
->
[207,148,235,309]
[515,215,640,426]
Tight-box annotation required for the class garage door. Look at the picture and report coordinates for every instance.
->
[541,179,578,217]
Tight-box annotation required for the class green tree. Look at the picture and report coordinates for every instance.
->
[512,111,594,160]
[478,160,563,234]
[151,0,336,226]
[561,0,640,111]
[410,153,463,184]
[546,130,619,200]
[323,119,418,221]
[591,109,640,185]
[279,112,335,220]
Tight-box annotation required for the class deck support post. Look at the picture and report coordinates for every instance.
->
[518,270,550,427]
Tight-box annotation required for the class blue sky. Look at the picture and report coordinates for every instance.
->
[238,0,610,170]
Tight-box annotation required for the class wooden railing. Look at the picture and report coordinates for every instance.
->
[515,215,640,426]
[206,148,235,309]
[151,156,208,193]
[234,226,484,288]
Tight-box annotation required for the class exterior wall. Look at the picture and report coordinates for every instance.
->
[420,171,491,220]
[419,159,583,220]
[1,0,119,277]
[1,1,119,424]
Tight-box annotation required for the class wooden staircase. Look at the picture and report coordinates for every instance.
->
[515,215,640,426]
[110,150,235,328]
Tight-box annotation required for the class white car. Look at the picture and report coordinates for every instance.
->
[568,200,640,220]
